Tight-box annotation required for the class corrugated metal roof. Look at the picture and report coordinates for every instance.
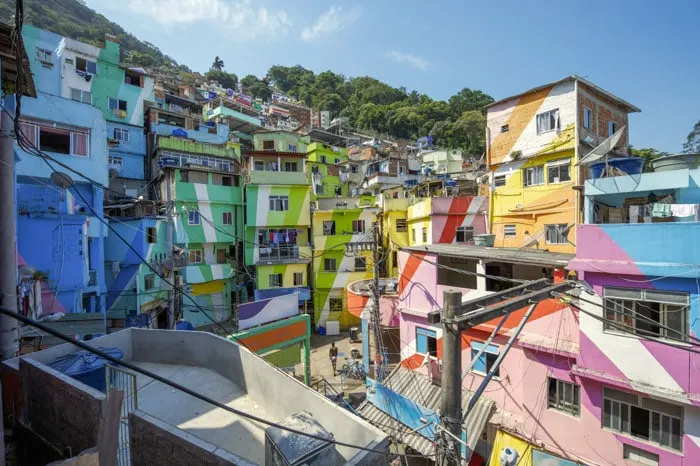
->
[403,244,574,268]
[357,366,495,456]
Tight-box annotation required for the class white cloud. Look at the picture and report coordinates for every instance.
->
[384,50,429,71]
[301,6,362,42]
[97,0,291,39]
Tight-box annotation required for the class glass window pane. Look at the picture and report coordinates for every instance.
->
[621,403,630,433]
[660,415,670,446]
[664,305,686,340]
[650,412,661,443]
[603,399,612,428]
[548,379,557,407]
[671,417,682,451]
[612,401,620,430]
[573,385,580,416]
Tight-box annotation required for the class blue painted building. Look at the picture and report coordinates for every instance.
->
[15,26,108,324]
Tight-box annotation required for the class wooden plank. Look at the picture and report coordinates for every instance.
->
[98,388,124,466]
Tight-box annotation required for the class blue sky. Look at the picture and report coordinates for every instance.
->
[87,0,699,153]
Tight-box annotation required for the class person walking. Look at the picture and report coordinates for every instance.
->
[329,342,339,376]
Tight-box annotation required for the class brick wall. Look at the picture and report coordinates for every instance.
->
[578,84,630,147]
[129,410,255,466]
[20,358,105,456]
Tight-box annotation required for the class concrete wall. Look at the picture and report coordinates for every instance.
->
[130,410,255,466]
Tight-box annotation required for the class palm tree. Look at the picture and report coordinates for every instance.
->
[211,56,224,71]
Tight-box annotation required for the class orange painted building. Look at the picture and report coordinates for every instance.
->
[486,75,639,253]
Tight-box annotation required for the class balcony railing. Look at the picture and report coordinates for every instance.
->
[149,255,189,274]
[258,246,302,262]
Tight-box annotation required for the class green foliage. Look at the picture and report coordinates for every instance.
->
[683,121,700,154]
[631,147,669,172]
[2,0,496,154]
[204,69,238,89]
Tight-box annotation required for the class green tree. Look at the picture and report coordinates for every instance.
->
[211,56,224,71]
[631,147,669,172]
[683,121,700,154]
[204,69,238,89]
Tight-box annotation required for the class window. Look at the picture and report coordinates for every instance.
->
[523,166,544,187]
[320,155,327,164]
[456,226,474,243]
[494,175,506,187]
[391,251,397,268]
[222,212,233,225]
[75,56,97,74]
[263,140,275,150]
[500,124,509,133]
[603,287,689,341]
[221,176,232,186]
[350,165,359,173]
[623,445,659,466]
[504,225,517,237]
[547,158,571,184]
[180,170,189,182]
[335,158,340,164]
[416,327,437,357]
[536,108,559,134]
[108,98,127,111]
[470,341,499,377]
[70,88,91,104]
[269,195,289,211]
[323,220,336,235]
[395,219,408,232]
[108,155,123,169]
[188,249,202,264]
[35,124,89,157]
[603,387,682,451]
[36,47,52,63]
[188,211,200,225]
[422,227,427,243]
[352,220,365,234]
[329,298,343,312]
[113,127,130,142]
[412,228,417,243]
[355,257,367,271]
[283,161,298,172]
[269,273,283,288]
[254,160,265,171]
[324,258,337,272]
[548,378,580,416]
[144,274,156,290]
[288,144,297,152]
[583,106,593,129]
[146,227,157,244]
[609,121,619,136]
[293,272,304,286]
[545,224,569,244]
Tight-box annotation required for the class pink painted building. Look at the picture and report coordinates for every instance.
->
[406,196,489,247]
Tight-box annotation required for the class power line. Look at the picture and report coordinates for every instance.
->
[0,306,432,460]
[402,249,525,285]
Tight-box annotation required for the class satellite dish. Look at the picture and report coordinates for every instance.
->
[50,171,74,188]
[109,168,120,179]
[499,447,519,466]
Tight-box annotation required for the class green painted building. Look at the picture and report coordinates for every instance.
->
[307,142,349,200]
[244,131,312,306]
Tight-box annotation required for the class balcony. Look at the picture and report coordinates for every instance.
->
[570,222,700,277]
[256,246,310,265]
[157,136,239,160]
[248,157,307,185]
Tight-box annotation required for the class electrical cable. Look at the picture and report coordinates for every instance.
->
[403,249,524,285]
[0,306,434,459]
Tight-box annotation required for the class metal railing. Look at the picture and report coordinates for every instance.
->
[258,246,301,261]
[106,364,138,466]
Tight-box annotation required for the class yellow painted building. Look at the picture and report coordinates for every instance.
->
[377,190,409,278]
[486,76,639,254]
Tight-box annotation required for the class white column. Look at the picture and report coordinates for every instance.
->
[476,260,487,292]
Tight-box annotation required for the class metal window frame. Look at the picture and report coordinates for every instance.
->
[548,377,581,416]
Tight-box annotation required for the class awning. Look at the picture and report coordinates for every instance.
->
[357,366,495,457]
[191,280,226,296]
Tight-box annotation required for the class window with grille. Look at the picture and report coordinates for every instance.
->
[352,220,365,234]
[323,221,336,235]
[536,108,559,134]
[329,298,343,312]
[324,258,337,272]
[293,272,304,286]
[144,274,156,290]
[354,257,367,271]
[269,273,283,287]
[455,226,474,243]
[523,166,544,187]
[188,249,202,264]
[70,88,91,104]
[548,378,580,416]
[146,227,157,244]
[222,212,233,225]
[547,158,571,184]
[603,287,689,341]
[269,196,289,211]
[395,219,408,232]
[108,155,123,169]
[504,225,516,237]
[113,127,130,142]
[254,160,264,171]
[494,175,506,187]
[263,140,275,150]
[603,387,682,451]
[545,224,569,244]
[188,211,200,225]
[283,161,298,172]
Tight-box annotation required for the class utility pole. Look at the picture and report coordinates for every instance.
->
[439,290,462,466]
[165,170,175,329]
[370,224,382,380]
[0,103,19,360]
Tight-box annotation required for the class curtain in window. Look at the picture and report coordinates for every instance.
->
[71,132,88,156]
[19,121,37,146]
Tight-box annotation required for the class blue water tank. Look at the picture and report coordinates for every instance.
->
[176,320,194,331]
[49,348,124,392]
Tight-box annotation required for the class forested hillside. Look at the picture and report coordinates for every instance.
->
[0,0,494,155]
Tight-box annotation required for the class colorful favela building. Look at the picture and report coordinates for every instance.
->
[244,130,312,307]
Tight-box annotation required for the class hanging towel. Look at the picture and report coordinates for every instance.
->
[670,204,698,218]
[629,205,640,223]
[652,203,672,218]
[643,204,653,223]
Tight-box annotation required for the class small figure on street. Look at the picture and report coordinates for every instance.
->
[329,342,338,376]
